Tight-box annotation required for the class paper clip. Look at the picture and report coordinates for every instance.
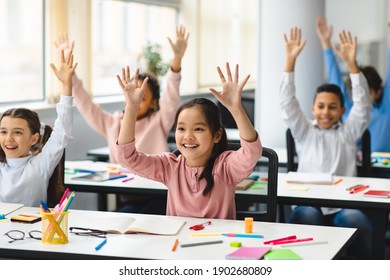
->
[189,221,212,231]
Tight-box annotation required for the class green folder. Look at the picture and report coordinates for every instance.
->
[264,249,302,260]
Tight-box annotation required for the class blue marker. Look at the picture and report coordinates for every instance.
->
[95,239,107,251]
[0,214,5,220]
[40,200,51,212]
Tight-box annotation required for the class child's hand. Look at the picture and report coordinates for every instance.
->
[284,27,306,62]
[316,16,332,49]
[50,50,78,89]
[209,63,250,111]
[334,30,358,73]
[168,25,189,72]
[116,66,148,109]
[54,32,74,58]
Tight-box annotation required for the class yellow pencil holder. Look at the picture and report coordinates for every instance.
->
[41,211,69,245]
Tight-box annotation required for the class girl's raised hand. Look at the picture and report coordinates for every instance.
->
[50,50,78,89]
[116,66,148,109]
[209,63,250,111]
[168,25,189,60]
[334,30,357,68]
[54,32,74,58]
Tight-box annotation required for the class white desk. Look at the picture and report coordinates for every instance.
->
[0,207,356,260]
[277,173,390,259]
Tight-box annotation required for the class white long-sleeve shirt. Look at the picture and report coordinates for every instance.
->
[0,96,74,206]
[280,72,371,177]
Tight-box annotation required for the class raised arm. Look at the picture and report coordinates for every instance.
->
[333,30,359,74]
[117,67,149,145]
[168,25,189,73]
[383,23,390,104]
[209,63,256,142]
[284,27,306,72]
[50,50,78,96]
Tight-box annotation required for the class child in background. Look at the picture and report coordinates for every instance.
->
[316,16,390,153]
[0,50,77,207]
[280,27,372,259]
[114,63,262,219]
[55,26,189,214]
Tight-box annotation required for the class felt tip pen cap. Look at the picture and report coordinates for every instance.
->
[0,214,5,220]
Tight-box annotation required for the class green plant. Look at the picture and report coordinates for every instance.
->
[141,41,169,76]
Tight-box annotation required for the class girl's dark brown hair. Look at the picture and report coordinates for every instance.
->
[0,108,64,207]
[174,98,228,196]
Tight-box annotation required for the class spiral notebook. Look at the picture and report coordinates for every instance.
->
[225,246,271,260]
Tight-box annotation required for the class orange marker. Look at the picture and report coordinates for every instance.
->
[171,239,179,252]
[245,217,253,233]
[334,178,343,185]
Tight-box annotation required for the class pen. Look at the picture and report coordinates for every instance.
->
[122,177,134,183]
[171,239,179,252]
[222,233,263,238]
[0,214,5,220]
[180,240,223,248]
[108,174,127,181]
[346,184,365,191]
[74,169,96,174]
[281,241,328,247]
[95,239,107,251]
[350,185,369,194]
[271,237,314,245]
[263,235,297,245]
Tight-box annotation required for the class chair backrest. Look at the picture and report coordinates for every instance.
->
[235,147,279,222]
[286,128,371,176]
[286,129,298,172]
[357,129,371,177]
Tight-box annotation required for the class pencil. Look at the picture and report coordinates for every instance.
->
[180,240,223,248]
[281,241,328,247]
[171,238,179,252]
[333,178,343,184]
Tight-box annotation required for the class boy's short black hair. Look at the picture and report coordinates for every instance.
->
[314,83,344,107]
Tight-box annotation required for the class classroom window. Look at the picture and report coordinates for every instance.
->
[92,0,178,96]
[0,0,44,104]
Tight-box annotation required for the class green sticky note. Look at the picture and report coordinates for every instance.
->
[264,249,302,260]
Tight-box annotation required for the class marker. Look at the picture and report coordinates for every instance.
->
[74,169,96,174]
[171,239,179,252]
[271,237,314,245]
[264,235,297,245]
[350,185,369,194]
[281,241,328,247]
[40,200,51,212]
[95,239,107,251]
[122,177,134,183]
[180,240,223,248]
[0,214,5,220]
[222,233,263,238]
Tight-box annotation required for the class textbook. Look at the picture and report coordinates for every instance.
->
[73,215,186,235]
[225,246,271,260]
[286,172,334,185]
[0,202,24,216]
[363,190,390,198]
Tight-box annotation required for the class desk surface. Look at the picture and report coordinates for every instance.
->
[0,207,355,260]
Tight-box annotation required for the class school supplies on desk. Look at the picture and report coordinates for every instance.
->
[225,246,271,260]
[71,215,186,235]
[72,172,127,182]
[349,185,369,194]
[10,213,41,224]
[363,190,390,198]
[286,171,334,185]
[235,179,255,190]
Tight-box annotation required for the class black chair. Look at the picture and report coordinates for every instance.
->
[286,128,371,177]
[235,147,279,222]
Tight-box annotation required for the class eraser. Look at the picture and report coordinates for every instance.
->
[230,241,242,247]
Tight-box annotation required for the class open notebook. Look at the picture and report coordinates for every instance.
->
[72,215,186,235]
[286,172,334,185]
